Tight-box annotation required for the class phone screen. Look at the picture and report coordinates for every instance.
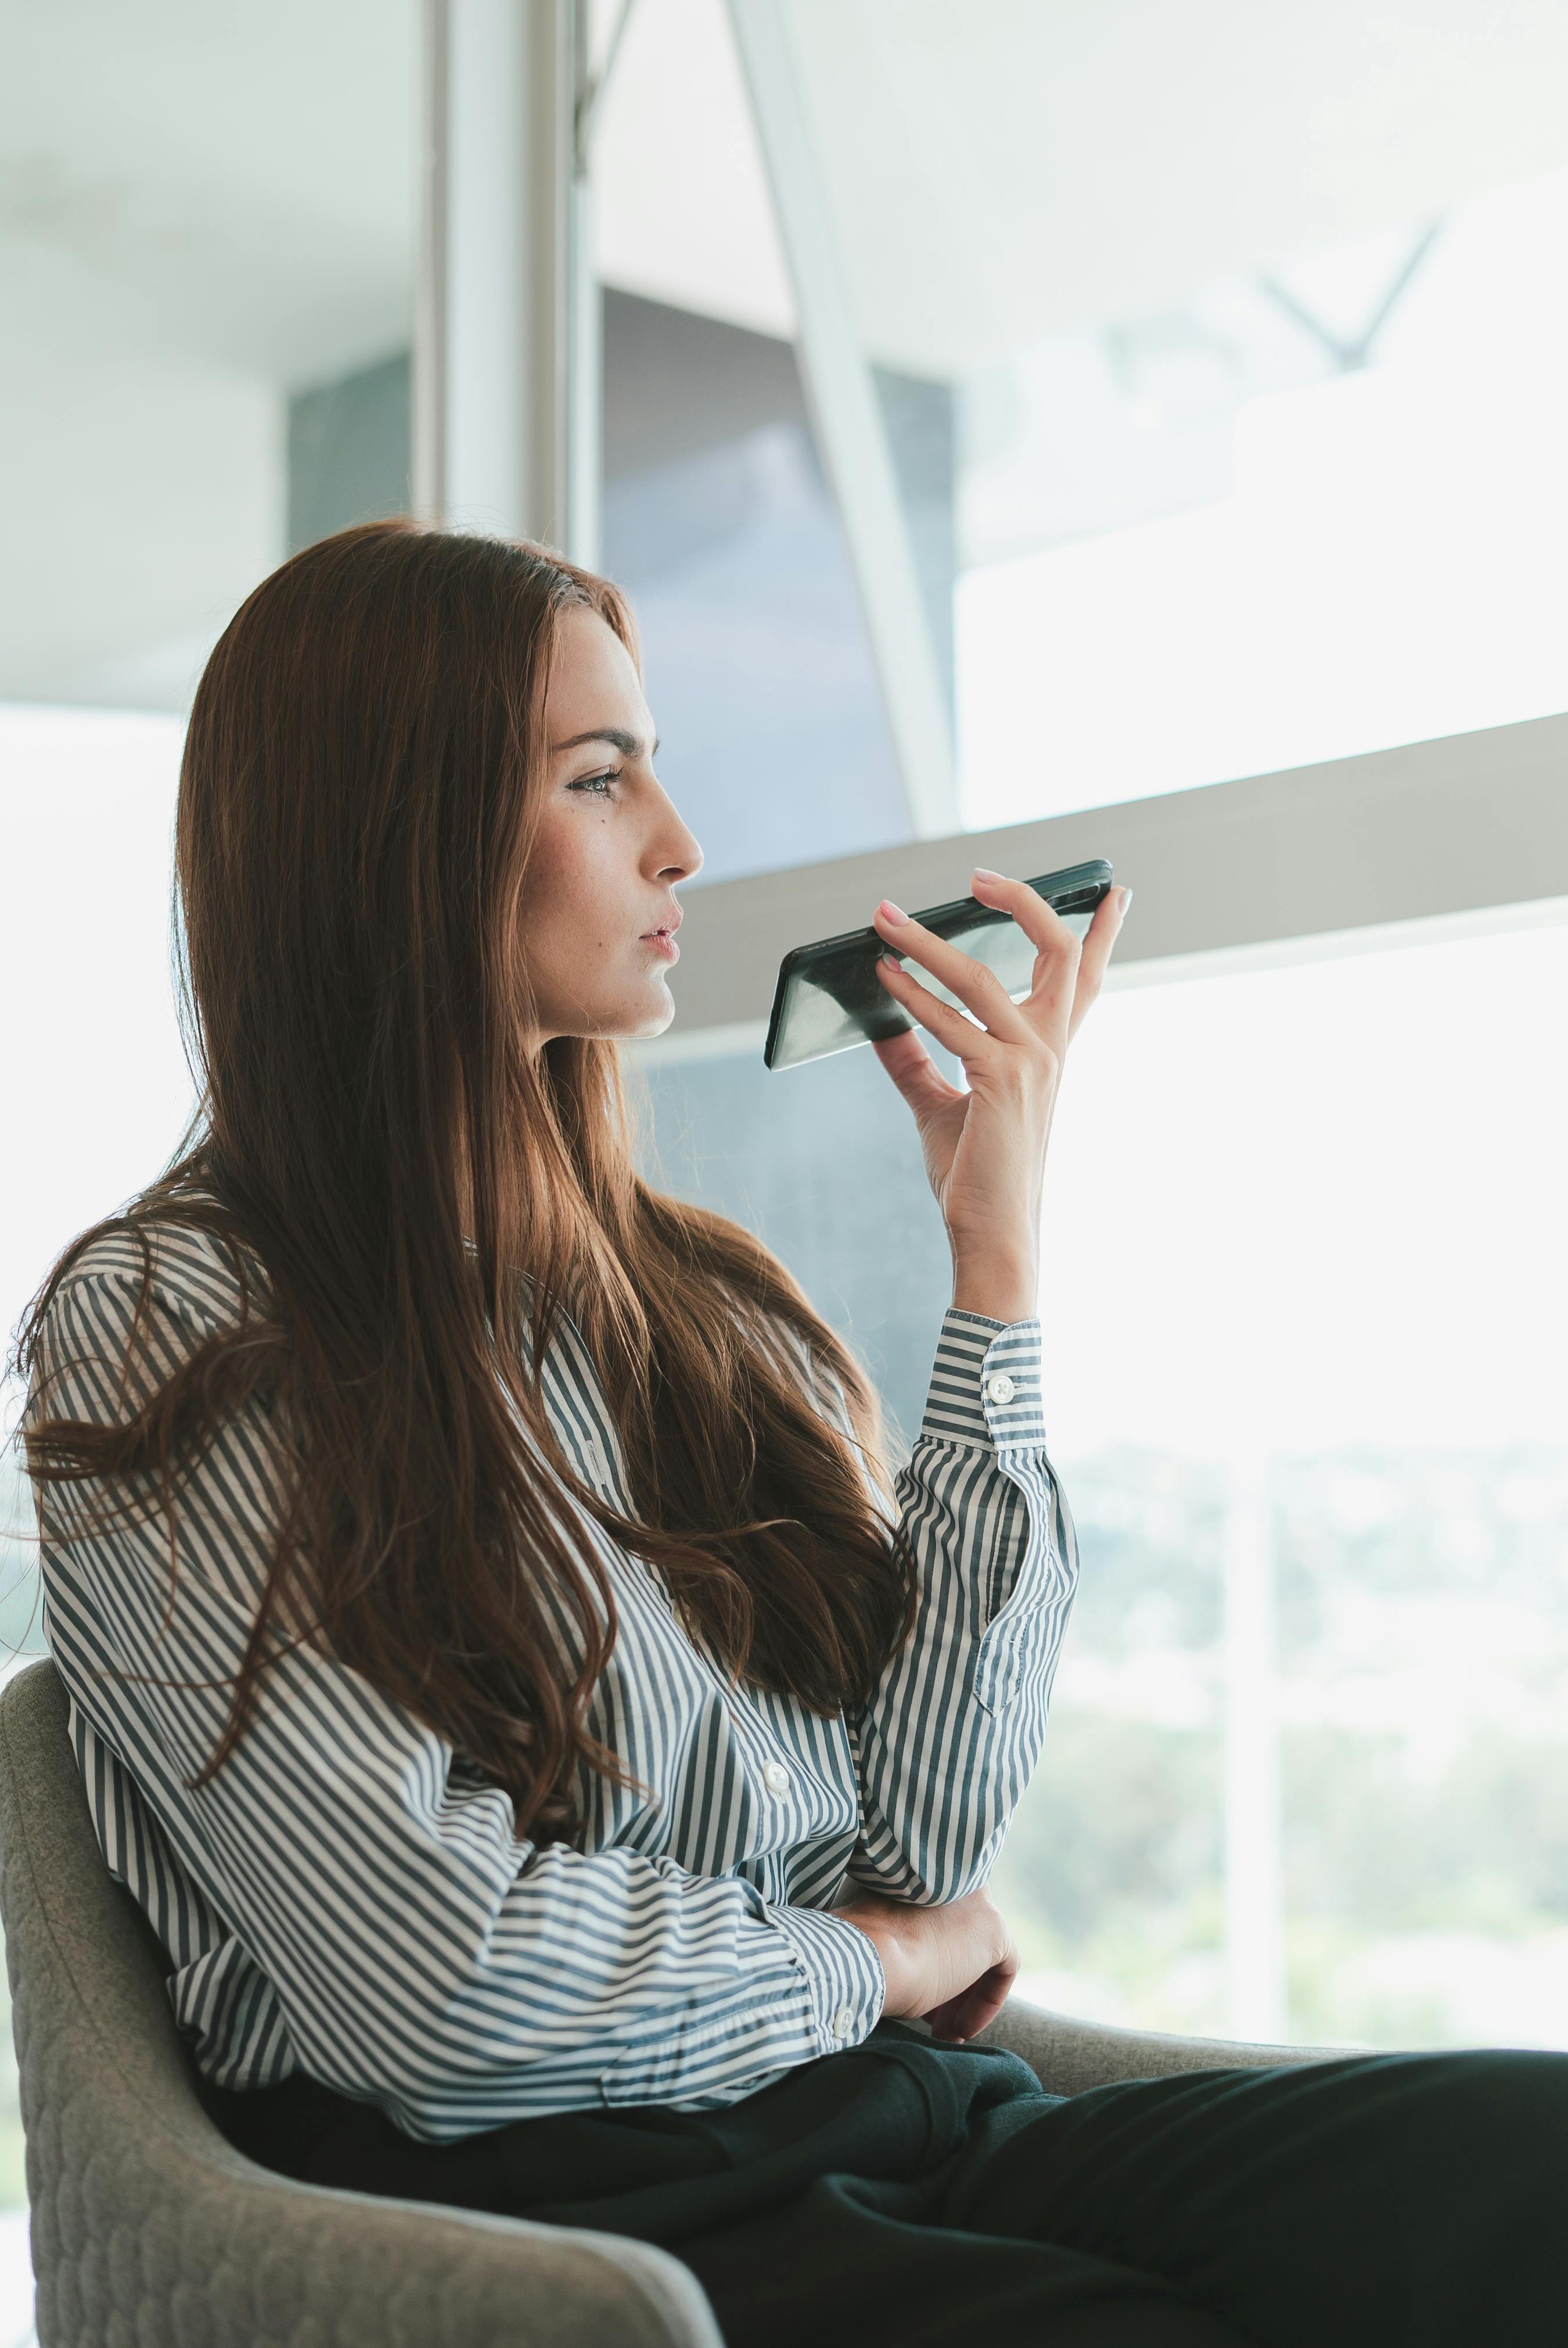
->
[764,860,1113,1072]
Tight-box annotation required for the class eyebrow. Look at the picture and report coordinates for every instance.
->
[551,727,659,757]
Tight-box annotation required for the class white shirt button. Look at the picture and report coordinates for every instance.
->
[762,1760,792,1796]
[984,1372,1017,1405]
[831,2006,855,2040]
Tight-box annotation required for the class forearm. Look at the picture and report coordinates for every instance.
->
[850,1311,1078,1904]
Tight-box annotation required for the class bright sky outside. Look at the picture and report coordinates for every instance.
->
[1044,914,1568,1463]
[957,168,1568,824]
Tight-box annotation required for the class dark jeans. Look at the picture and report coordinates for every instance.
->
[210,2024,1568,2346]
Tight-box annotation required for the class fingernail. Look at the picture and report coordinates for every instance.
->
[973,866,1001,882]
[1120,888,1134,915]
[878,899,908,924]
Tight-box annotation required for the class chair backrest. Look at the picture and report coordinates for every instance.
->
[0,1659,726,2348]
[0,1656,214,2113]
[0,1662,236,2307]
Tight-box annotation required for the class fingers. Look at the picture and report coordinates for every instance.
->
[970,867,1081,967]
[1067,885,1131,1040]
[970,867,1084,1030]
[966,870,1130,1042]
[919,1889,1019,2041]
[923,1962,1016,2044]
[876,944,1052,1074]
[875,953,998,1061]
[873,899,1034,1044]
[872,1028,965,1119]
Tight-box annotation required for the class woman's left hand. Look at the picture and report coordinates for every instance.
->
[872,872,1130,1326]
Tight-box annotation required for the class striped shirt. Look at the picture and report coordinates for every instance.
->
[28,1216,1077,2142]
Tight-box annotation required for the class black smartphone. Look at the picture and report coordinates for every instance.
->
[763,859,1114,1072]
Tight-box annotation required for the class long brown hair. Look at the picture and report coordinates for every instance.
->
[17,520,914,1840]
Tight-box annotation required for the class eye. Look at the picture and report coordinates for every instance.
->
[569,768,620,799]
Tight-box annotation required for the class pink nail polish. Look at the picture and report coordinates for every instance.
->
[878,899,908,924]
[973,866,1001,882]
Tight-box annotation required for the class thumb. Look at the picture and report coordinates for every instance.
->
[873,1030,962,1122]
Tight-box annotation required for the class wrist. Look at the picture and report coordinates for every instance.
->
[832,1901,918,2018]
[950,1247,1038,1326]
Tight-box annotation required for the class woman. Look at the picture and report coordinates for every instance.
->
[19,522,1563,2347]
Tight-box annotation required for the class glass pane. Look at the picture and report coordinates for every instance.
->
[780,1,1568,824]
[646,912,1568,2050]
[1014,911,1568,2047]
[1,10,417,2327]
[592,0,925,880]
[636,1037,954,1445]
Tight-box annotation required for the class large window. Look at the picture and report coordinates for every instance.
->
[614,0,1567,2084]
[774,0,1568,823]
[1001,910,1568,2044]
[591,2,1568,834]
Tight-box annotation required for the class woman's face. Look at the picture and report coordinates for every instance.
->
[518,604,703,1046]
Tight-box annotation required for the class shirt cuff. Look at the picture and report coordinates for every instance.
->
[919,1309,1046,1451]
[770,1902,886,2052]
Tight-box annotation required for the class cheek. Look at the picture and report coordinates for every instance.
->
[521,821,634,989]
[526,821,599,929]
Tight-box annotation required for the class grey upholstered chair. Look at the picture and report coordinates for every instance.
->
[0,1657,1321,2347]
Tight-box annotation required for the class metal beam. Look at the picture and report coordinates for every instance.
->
[1223,1454,1288,2041]
[727,0,959,841]
[565,0,601,568]
[412,1,449,523]
[414,0,598,558]
[652,710,1568,1040]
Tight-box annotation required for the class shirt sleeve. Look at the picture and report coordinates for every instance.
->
[30,1268,883,2140]
[846,1306,1079,1904]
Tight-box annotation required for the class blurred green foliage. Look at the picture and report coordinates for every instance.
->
[997,1442,1568,2047]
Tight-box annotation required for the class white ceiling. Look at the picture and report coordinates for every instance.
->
[0,0,415,386]
[0,0,415,706]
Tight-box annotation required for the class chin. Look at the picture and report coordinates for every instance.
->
[549,978,677,1046]
[629,989,679,1040]
[602,980,678,1043]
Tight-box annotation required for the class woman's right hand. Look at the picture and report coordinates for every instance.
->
[870,875,1130,1327]
[833,1886,1019,2043]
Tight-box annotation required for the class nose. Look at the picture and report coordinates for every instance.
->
[649,781,703,888]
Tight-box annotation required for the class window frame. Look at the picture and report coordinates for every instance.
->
[655,709,1568,1046]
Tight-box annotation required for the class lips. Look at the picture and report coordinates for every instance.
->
[642,910,682,962]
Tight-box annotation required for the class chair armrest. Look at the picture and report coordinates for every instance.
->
[981,1996,1351,2097]
[34,2128,725,2348]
